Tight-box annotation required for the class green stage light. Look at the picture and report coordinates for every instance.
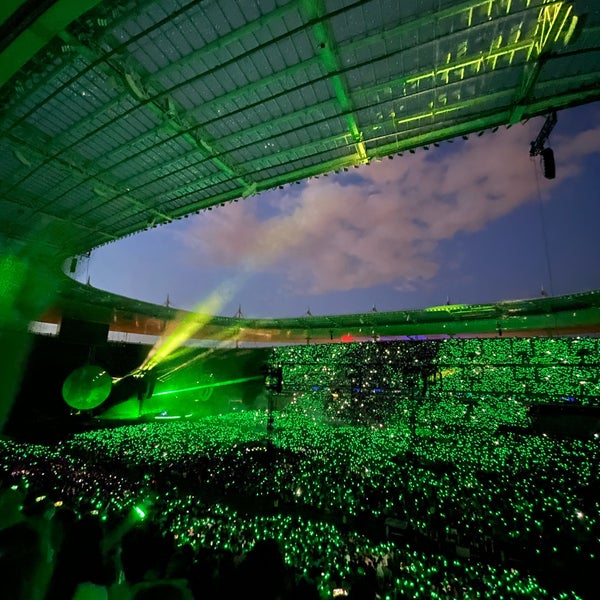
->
[62,364,112,410]
[133,505,147,520]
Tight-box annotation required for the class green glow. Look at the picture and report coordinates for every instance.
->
[1,1,29,25]
[563,14,578,45]
[133,505,146,520]
[100,347,267,421]
[62,365,113,410]
[97,398,140,420]
[426,303,468,312]
[153,375,264,397]
[0,255,27,325]
[555,4,573,43]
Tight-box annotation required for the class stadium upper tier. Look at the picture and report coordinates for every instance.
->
[1,0,600,260]
[39,274,600,342]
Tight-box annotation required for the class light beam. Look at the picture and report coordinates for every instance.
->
[152,374,264,397]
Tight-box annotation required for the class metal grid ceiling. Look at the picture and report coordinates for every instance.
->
[1,0,599,261]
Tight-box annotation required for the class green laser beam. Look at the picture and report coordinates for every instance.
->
[152,375,264,397]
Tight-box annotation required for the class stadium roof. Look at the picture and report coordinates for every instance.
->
[2,0,600,260]
[2,0,600,341]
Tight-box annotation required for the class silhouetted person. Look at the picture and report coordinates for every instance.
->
[45,513,108,600]
[233,538,286,600]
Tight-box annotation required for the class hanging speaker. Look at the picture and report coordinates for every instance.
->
[541,147,555,179]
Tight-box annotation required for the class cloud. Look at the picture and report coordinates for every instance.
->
[180,115,600,295]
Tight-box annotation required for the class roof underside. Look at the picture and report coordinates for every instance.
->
[1,0,599,262]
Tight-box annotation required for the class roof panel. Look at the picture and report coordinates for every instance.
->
[0,140,24,178]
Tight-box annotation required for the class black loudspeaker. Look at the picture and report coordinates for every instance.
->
[59,318,109,345]
[541,147,555,179]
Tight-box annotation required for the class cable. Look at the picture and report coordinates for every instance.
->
[532,156,555,298]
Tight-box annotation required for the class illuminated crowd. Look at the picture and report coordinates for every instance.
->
[1,337,599,599]
[271,337,600,405]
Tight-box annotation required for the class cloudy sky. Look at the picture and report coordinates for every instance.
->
[78,101,600,319]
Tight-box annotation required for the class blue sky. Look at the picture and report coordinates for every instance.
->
[76,102,600,319]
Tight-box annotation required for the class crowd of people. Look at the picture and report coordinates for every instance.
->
[1,383,597,599]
